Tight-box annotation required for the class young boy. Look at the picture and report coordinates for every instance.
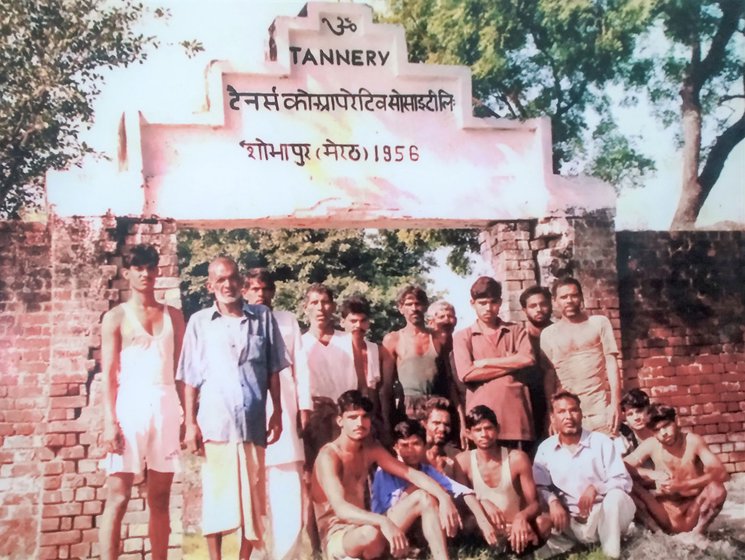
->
[618,388,654,455]
[625,404,729,534]
[454,405,550,554]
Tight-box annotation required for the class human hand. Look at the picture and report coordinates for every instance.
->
[509,514,534,555]
[476,515,499,547]
[438,496,462,538]
[549,499,569,532]
[459,426,469,451]
[607,402,621,435]
[102,420,124,454]
[381,518,408,557]
[578,484,598,519]
[267,409,283,445]
[482,499,506,533]
[184,422,203,456]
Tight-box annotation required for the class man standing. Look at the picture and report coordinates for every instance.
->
[453,277,535,449]
[311,391,461,560]
[533,391,635,559]
[301,284,365,466]
[540,277,621,434]
[178,257,288,560]
[381,286,451,433]
[99,244,185,560]
[244,268,309,560]
[339,294,381,405]
[519,285,553,447]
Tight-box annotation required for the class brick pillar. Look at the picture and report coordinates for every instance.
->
[0,215,182,559]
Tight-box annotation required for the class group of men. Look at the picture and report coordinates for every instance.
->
[98,245,730,560]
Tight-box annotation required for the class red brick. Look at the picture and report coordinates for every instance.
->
[70,542,91,558]
[42,502,82,518]
[82,500,103,515]
[73,515,93,529]
[39,529,81,546]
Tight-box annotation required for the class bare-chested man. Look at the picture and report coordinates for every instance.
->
[540,277,622,435]
[422,397,460,479]
[453,405,550,555]
[624,404,729,534]
[99,244,185,560]
[311,390,461,560]
[382,287,442,432]
[340,295,381,408]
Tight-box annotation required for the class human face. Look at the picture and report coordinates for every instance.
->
[554,284,583,320]
[125,264,158,293]
[399,294,426,327]
[305,290,336,327]
[471,297,501,326]
[624,406,650,433]
[244,278,274,307]
[342,312,370,337]
[524,293,552,328]
[337,408,371,441]
[652,420,679,448]
[430,306,457,334]
[551,397,583,437]
[425,409,452,446]
[208,261,242,305]
[394,435,426,467]
[468,419,498,450]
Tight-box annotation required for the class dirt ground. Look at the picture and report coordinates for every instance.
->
[182,474,745,559]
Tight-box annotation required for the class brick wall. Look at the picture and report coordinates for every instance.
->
[0,215,182,559]
[617,231,745,474]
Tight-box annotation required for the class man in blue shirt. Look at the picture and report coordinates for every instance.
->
[178,256,288,560]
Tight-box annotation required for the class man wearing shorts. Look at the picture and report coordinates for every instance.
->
[99,244,185,560]
[311,390,461,560]
[179,257,288,560]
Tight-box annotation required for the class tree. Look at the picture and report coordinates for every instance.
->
[178,227,478,342]
[387,0,655,176]
[0,0,202,218]
[635,1,744,229]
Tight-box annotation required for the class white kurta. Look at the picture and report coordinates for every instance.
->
[265,310,309,467]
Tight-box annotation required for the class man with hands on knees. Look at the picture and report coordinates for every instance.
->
[453,405,550,555]
[533,391,635,559]
[178,256,288,560]
[311,390,461,560]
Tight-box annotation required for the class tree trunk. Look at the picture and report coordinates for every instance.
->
[670,81,703,230]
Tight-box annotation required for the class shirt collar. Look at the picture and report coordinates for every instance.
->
[209,301,256,320]
[552,429,591,451]
[470,319,509,335]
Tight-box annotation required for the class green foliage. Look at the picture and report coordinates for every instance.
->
[0,0,158,217]
[177,228,479,342]
[387,0,655,175]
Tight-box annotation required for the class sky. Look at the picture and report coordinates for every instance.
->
[64,0,743,324]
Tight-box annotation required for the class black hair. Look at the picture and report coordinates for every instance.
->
[245,267,276,291]
[519,285,551,309]
[397,285,429,307]
[550,390,582,411]
[340,294,371,318]
[470,276,502,300]
[620,388,650,412]
[337,390,373,414]
[551,277,583,299]
[465,405,498,430]
[423,396,452,421]
[647,404,676,429]
[124,244,159,269]
[393,419,426,443]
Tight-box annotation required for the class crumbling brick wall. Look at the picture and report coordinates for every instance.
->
[617,231,745,474]
[0,215,182,559]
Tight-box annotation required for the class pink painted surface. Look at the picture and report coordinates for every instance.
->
[47,2,614,225]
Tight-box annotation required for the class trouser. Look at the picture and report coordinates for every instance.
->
[568,489,636,559]
[266,461,305,560]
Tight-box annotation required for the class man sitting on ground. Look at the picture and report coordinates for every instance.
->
[624,404,729,534]
[533,391,635,559]
[311,391,461,560]
[454,405,550,555]
[618,388,654,456]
